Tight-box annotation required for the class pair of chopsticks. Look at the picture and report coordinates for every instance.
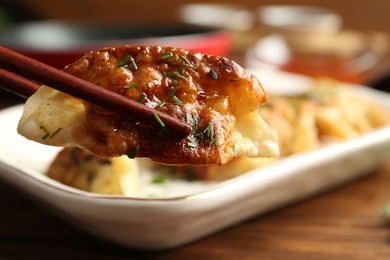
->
[0,45,191,135]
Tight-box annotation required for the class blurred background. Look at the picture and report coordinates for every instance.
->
[1,0,389,31]
[1,0,390,88]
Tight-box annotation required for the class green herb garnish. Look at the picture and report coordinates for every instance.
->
[98,159,112,165]
[41,132,50,140]
[179,64,185,74]
[186,136,197,148]
[40,125,50,140]
[180,55,191,66]
[185,112,192,124]
[50,128,62,138]
[152,175,166,184]
[117,55,131,68]
[129,56,138,71]
[87,171,96,184]
[127,147,139,159]
[173,72,187,80]
[117,55,138,71]
[230,78,239,82]
[163,71,175,78]
[185,168,197,181]
[172,96,183,106]
[160,52,173,60]
[171,55,178,64]
[203,123,214,140]
[124,83,138,89]
[153,111,165,128]
[137,93,146,103]
[385,203,390,220]
[190,118,202,134]
[210,69,218,80]
[203,123,218,146]
[210,136,219,147]
[163,71,187,80]
[168,87,177,98]
[127,146,139,159]
[157,101,166,108]
[40,126,62,139]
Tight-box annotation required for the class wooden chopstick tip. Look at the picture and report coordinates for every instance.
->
[0,44,192,136]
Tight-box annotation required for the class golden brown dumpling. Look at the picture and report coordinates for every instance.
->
[18,46,279,165]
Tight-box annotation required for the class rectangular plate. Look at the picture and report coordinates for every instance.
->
[1,71,390,250]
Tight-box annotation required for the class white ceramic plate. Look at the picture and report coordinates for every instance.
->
[1,71,390,250]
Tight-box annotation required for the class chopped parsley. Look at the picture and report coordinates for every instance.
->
[127,146,139,159]
[230,78,239,82]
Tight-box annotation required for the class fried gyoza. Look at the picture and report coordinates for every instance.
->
[260,79,389,156]
[47,147,140,196]
[17,46,279,165]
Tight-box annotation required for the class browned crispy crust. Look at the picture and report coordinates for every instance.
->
[63,46,266,165]
[46,147,111,189]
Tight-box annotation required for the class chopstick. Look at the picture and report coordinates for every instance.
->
[0,68,41,97]
[0,45,191,136]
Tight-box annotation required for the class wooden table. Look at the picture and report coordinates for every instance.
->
[0,89,390,259]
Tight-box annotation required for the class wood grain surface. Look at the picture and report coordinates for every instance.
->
[1,1,390,253]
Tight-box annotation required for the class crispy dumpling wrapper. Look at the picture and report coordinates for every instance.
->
[47,147,140,196]
[18,46,279,165]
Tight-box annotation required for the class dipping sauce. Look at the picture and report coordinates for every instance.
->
[246,31,386,83]
[281,52,369,83]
